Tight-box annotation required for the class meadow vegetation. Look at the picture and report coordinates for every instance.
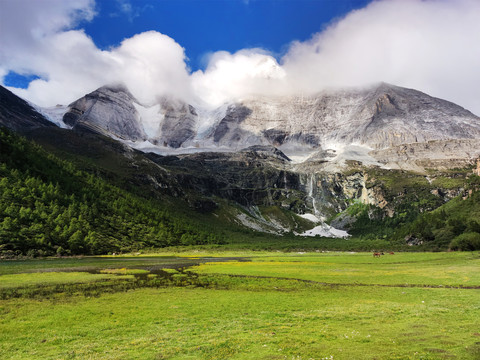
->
[0,251,479,359]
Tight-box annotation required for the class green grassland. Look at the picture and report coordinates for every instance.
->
[1,252,479,359]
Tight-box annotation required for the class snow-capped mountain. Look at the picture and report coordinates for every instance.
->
[59,82,480,169]
[2,83,480,237]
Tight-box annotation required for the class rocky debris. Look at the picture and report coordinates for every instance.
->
[329,212,357,231]
[405,235,423,246]
[370,139,480,171]
[240,145,291,162]
[474,159,480,176]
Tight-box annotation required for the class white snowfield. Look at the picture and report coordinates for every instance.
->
[300,224,350,238]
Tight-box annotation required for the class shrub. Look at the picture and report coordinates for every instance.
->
[449,232,480,251]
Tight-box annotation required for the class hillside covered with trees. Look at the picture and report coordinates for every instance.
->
[0,127,223,257]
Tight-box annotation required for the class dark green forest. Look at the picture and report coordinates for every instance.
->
[0,127,223,257]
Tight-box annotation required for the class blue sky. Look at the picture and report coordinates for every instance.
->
[1,0,479,114]
[3,0,370,87]
[81,0,371,72]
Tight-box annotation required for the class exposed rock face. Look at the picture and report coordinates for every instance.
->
[154,98,198,148]
[61,83,480,170]
[370,139,480,170]
[63,86,200,148]
[214,83,480,151]
[212,104,253,145]
[63,85,146,141]
[149,145,299,209]
[0,86,55,132]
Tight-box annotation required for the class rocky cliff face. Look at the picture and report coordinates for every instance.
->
[63,85,146,141]
[212,83,480,165]
[61,83,480,171]
[153,98,198,148]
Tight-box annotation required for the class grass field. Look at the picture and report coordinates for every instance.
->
[0,252,479,359]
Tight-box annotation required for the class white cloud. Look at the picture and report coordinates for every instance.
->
[109,31,191,105]
[280,0,480,113]
[110,0,142,22]
[0,0,95,72]
[1,0,479,115]
[191,49,286,107]
[0,1,190,106]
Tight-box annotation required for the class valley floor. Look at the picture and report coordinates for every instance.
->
[0,252,479,360]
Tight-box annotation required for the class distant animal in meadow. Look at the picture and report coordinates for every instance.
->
[373,252,382,257]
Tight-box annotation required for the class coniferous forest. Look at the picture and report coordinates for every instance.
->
[0,127,223,257]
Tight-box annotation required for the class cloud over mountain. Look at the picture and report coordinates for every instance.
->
[1,0,479,115]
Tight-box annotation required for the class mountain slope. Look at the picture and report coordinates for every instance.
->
[2,83,480,252]
[0,127,224,257]
[0,86,55,132]
[64,85,147,141]
[60,83,480,169]
[231,83,480,151]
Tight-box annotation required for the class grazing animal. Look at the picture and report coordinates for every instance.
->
[389,252,395,255]
[373,252,381,257]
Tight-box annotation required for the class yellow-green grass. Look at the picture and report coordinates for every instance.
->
[0,285,479,360]
[193,252,480,287]
[0,251,479,359]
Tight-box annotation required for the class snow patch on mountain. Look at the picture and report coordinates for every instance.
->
[133,102,163,138]
[32,104,69,128]
[299,224,350,238]
[299,213,321,222]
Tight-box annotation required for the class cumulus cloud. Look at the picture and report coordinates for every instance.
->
[281,0,480,113]
[1,0,480,115]
[8,30,191,106]
[0,0,190,106]
[191,49,286,107]
[193,0,480,112]
[0,0,95,74]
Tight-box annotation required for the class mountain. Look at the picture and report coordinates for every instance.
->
[60,82,480,170]
[1,83,480,254]
[63,84,147,141]
[0,86,56,132]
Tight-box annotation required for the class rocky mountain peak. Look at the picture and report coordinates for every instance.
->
[373,93,400,116]
[53,82,480,170]
[62,84,146,141]
[240,145,291,162]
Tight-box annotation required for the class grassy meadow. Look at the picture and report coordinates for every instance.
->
[0,251,479,360]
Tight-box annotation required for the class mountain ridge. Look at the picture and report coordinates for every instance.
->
[57,82,480,171]
[1,84,480,250]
